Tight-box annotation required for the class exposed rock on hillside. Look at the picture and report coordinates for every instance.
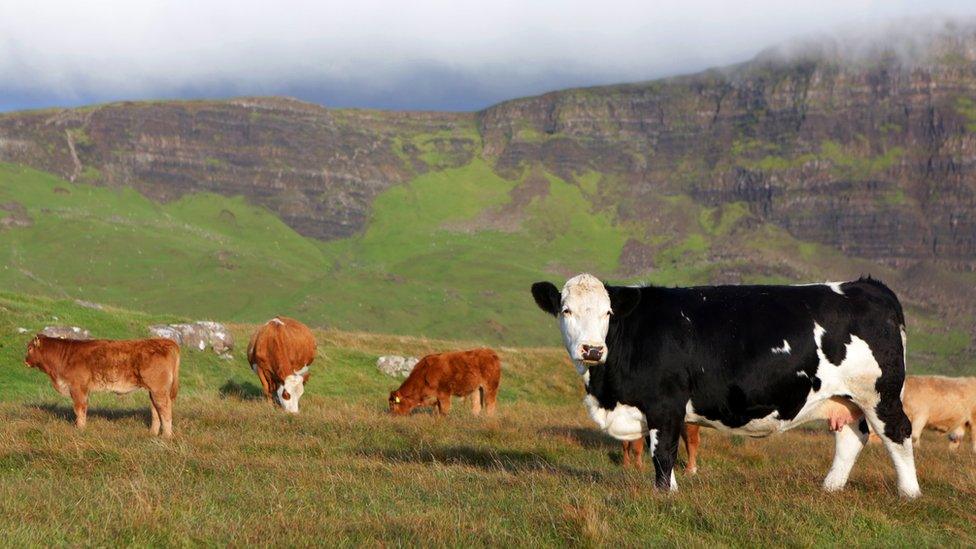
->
[149,321,233,356]
[376,355,420,378]
[40,326,91,340]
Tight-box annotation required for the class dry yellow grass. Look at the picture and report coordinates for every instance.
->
[2,326,975,546]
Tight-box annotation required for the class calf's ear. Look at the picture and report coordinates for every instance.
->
[607,285,641,318]
[531,282,561,316]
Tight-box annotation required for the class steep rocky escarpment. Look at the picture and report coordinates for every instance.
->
[479,31,976,270]
[0,97,477,240]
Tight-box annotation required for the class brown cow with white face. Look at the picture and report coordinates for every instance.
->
[247,317,316,414]
[24,334,181,437]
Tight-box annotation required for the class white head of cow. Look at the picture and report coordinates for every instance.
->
[276,366,309,414]
[531,274,641,370]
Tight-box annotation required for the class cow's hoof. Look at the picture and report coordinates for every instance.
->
[822,478,847,493]
[898,482,922,499]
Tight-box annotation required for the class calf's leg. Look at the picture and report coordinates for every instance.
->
[483,382,498,417]
[149,397,161,436]
[150,390,174,438]
[436,393,451,415]
[682,424,700,475]
[909,412,927,448]
[70,387,89,430]
[470,387,482,416]
[948,425,965,451]
[621,441,632,468]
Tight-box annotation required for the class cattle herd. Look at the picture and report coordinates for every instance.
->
[21,274,976,498]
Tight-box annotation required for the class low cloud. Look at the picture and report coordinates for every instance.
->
[2,1,975,112]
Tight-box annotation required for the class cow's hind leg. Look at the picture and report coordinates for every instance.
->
[150,390,174,438]
[470,387,482,416]
[823,419,869,492]
[948,425,965,451]
[861,403,920,498]
[483,381,498,417]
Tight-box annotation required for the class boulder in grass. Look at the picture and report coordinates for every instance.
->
[376,355,420,378]
[40,326,91,340]
[149,321,234,357]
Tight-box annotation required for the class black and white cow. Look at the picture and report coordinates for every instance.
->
[532,273,921,498]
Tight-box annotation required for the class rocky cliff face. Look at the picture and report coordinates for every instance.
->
[1,27,975,270]
[479,29,976,271]
[0,97,478,240]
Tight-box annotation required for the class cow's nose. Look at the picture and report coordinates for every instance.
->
[581,344,604,362]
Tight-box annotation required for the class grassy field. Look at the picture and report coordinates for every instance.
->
[1,293,975,545]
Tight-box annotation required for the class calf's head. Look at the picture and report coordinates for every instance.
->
[276,367,309,414]
[388,390,417,416]
[531,273,640,367]
[24,336,45,369]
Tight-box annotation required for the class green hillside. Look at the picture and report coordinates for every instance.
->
[0,160,972,375]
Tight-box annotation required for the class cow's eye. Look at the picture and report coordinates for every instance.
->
[561,308,571,316]
[606,310,613,317]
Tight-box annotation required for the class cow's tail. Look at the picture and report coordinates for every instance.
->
[170,352,181,400]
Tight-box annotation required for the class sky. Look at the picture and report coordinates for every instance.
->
[1,1,975,113]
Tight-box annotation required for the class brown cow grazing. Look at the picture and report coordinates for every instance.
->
[621,424,701,474]
[389,348,500,416]
[903,375,976,451]
[247,317,316,414]
[24,334,180,437]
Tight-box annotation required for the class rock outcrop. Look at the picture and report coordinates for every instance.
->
[149,321,234,356]
[376,355,420,378]
[40,326,91,340]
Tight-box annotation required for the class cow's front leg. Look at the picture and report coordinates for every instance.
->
[650,417,682,492]
[436,393,451,415]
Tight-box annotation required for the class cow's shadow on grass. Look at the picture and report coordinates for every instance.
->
[540,426,644,467]
[539,425,616,450]
[218,379,264,401]
[367,445,606,481]
[27,403,151,426]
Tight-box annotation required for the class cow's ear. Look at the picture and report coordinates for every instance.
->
[607,285,641,318]
[531,282,561,316]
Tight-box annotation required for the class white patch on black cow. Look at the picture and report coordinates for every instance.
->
[583,395,647,441]
[771,340,791,355]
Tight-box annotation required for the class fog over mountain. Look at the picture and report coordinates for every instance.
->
[2,1,975,111]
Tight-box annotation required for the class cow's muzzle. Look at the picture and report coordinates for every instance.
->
[581,344,605,363]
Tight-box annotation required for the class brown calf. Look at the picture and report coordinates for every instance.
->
[389,348,500,416]
[24,334,180,437]
[621,424,702,474]
[903,375,976,451]
[247,317,316,414]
